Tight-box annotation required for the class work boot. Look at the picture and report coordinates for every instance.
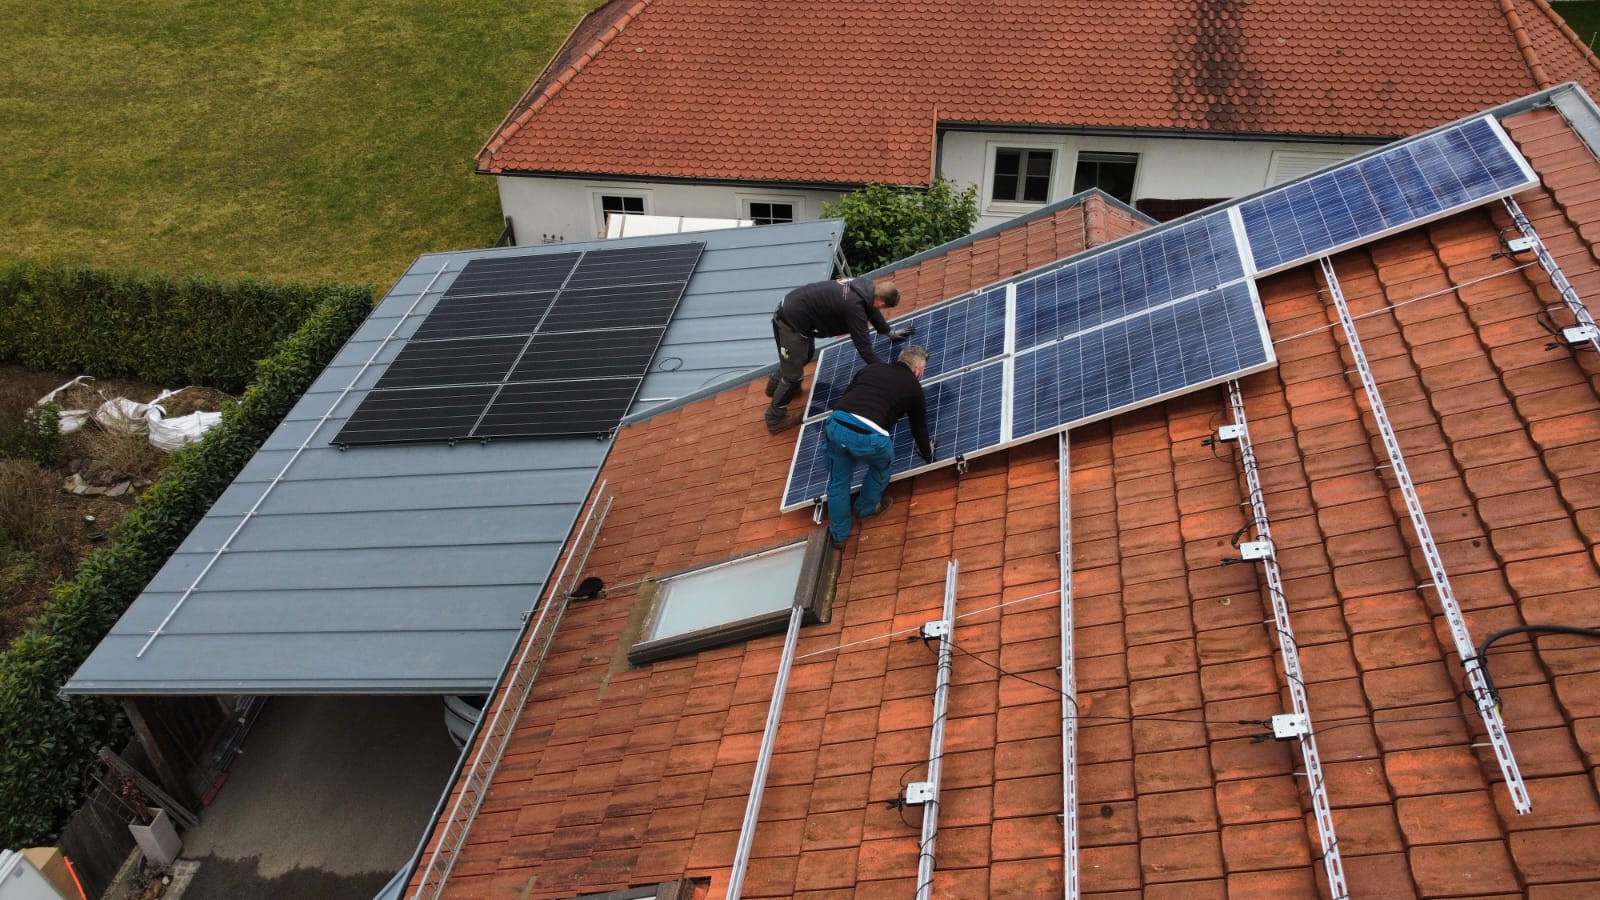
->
[858,495,893,519]
[765,374,779,397]
[765,405,802,434]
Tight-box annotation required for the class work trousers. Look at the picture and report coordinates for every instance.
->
[823,413,893,543]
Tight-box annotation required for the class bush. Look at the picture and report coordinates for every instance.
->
[0,282,372,848]
[0,262,360,394]
[823,175,979,274]
[0,379,63,467]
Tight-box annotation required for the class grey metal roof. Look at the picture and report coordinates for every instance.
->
[65,221,842,696]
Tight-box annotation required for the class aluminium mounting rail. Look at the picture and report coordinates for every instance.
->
[1058,433,1079,900]
[1501,197,1600,354]
[1222,380,1347,898]
[911,560,960,900]
[1319,256,1531,814]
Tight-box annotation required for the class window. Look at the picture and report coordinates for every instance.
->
[1074,151,1139,203]
[746,200,795,225]
[992,148,1054,203]
[627,530,837,665]
[596,192,647,235]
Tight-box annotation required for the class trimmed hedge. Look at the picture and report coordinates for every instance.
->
[0,262,351,394]
[0,281,372,848]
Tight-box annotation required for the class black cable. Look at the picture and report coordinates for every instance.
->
[1468,624,1600,707]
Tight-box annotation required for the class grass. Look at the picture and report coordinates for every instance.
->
[1556,2,1600,51]
[0,0,597,291]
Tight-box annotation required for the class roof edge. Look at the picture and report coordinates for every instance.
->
[1500,0,1556,88]
[480,0,655,170]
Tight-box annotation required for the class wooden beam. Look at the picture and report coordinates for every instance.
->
[118,698,200,812]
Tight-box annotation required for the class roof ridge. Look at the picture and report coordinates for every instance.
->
[479,0,655,168]
[1513,0,1600,83]
[1499,0,1554,88]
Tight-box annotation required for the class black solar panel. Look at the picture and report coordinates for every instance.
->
[333,242,702,447]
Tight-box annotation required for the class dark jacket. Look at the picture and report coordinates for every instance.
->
[777,277,892,364]
[834,361,932,459]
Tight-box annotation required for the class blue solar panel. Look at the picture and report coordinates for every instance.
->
[805,287,1008,417]
[1014,211,1243,351]
[782,360,1004,509]
[1240,116,1535,274]
[1012,281,1271,440]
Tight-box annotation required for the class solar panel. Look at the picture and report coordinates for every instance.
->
[439,252,580,297]
[782,360,1004,509]
[1238,116,1536,275]
[375,335,527,389]
[333,242,703,447]
[804,287,1008,418]
[1012,281,1273,441]
[410,291,556,340]
[1014,211,1243,351]
[476,379,642,438]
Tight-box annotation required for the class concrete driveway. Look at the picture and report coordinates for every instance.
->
[172,695,462,899]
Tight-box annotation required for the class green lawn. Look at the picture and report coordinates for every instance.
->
[0,1,595,290]
[1556,1,1600,51]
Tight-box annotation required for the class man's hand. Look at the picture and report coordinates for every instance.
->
[890,325,916,341]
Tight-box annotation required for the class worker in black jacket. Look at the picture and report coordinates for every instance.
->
[823,345,934,549]
[765,277,914,432]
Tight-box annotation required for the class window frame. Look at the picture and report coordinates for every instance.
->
[1072,150,1140,204]
[738,194,802,225]
[627,529,837,666]
[592,190,650,235]
[984,141,1061,211]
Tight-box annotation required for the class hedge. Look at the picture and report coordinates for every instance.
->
[0,262,354,394]
[0,280,372,848]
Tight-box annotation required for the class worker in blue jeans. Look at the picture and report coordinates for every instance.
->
[823,345,934,549]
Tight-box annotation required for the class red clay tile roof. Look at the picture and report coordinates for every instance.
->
[480,0,1600,187]
[427,99,1600,897]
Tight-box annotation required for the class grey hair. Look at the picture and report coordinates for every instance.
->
[898,344,929,369]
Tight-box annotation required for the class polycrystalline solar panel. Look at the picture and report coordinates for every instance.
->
[476,379,643,438]
[565,243,703,290]
[782,360,1004,509]
[410,291,556,340]
[1011,281,1272,440]
[1014,211,1243,351]
[510,328,666,381]
[334,384,499,446]
[1239,116,1536,275]
[441,252,580,298]
[540,282,690,331]
[805,287,1008,417]
[375,335,528,389]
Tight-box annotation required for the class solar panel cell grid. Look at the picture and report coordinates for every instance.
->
[441,253,579,297]
[511,328,666,381]
[375,335,528,389]
[410,292,557,341]
[335,384,499,445]
[476,379,642,438]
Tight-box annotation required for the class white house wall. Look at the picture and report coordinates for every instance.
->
[497,177,845,245]
[496,133,1377,246]
[938,130,1377,230]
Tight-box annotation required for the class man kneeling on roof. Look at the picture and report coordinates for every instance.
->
[765,276,913,433]
[822,344,933,550]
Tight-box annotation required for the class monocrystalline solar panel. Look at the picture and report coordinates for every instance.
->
[1011,281,1272,440]
[334,241,705,447]
[804,287,1008,417]
[1239,116,1536,275]
[410,291,556,341]
[441,252,580,297]
[475,378,643,438]
[782,360,1004,509]
[510,328,666,381]
[333,384,499,446]
[375,335,528,389]
[1014,211,1243,351]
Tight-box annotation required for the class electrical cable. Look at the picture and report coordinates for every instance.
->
[1468,624,1600,707]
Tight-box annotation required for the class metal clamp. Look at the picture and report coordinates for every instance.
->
[904,782,936,805]
[921,620,951,640]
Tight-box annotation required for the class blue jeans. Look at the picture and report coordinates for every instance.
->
[824,413,893,543]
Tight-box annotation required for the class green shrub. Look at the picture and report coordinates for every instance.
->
[0,390,62,467]
[823,175,979,275]
[0,282,372,848]
[0,262,360,394]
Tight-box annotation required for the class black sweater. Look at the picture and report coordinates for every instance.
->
[833,361,932,459]
[777,277,892,364]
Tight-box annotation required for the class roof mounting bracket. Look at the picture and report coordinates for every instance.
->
[812,498,824,525]
[921,620,951,640]
[1563,323,1600,344]
[954,454,969,475]
[904,782,935,805]
[1216,423,1246,442]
